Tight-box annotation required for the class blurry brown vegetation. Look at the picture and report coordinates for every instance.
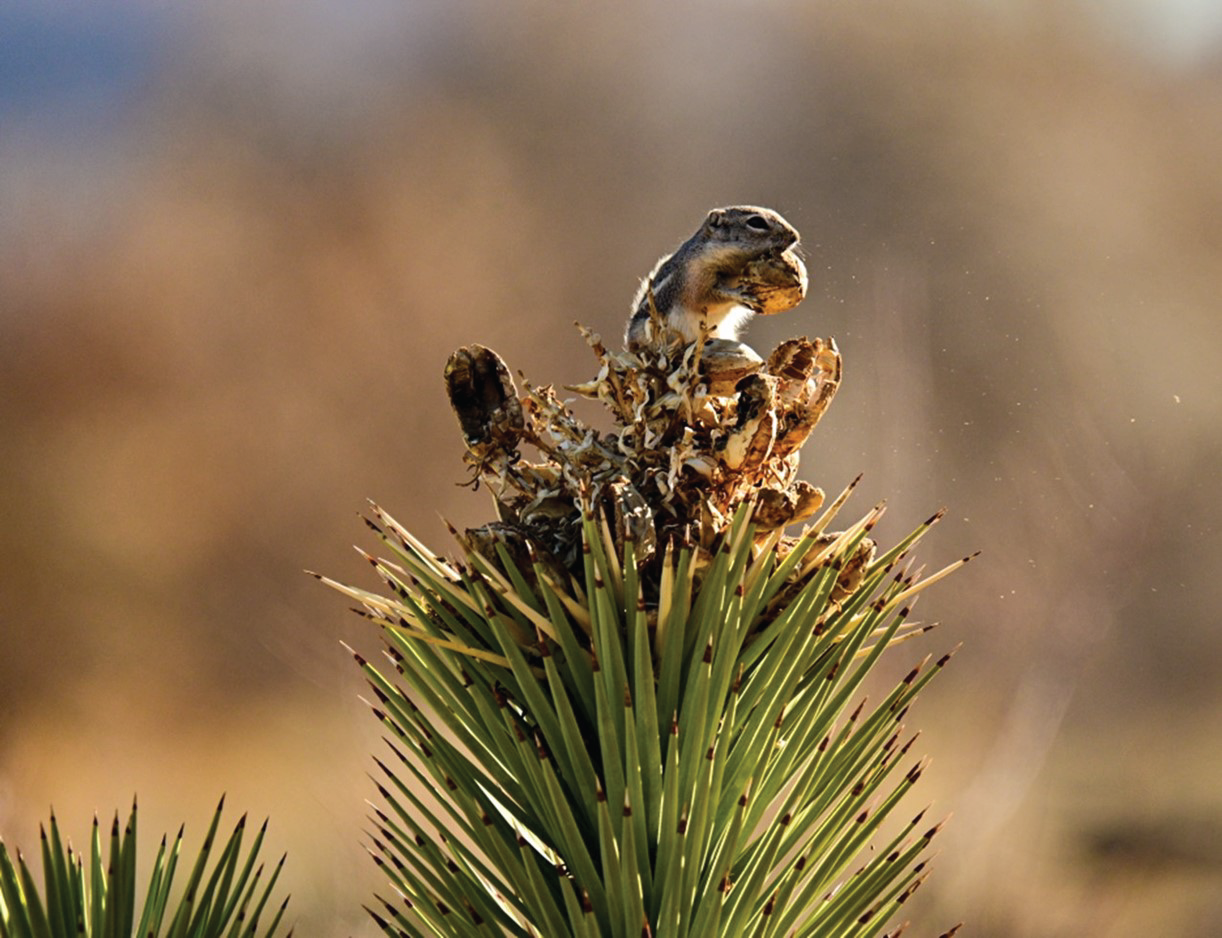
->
[2,2,1220,935]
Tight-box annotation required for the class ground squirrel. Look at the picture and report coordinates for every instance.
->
[625,205,808,352]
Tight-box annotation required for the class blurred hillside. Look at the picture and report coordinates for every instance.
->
[2,2,1221,935]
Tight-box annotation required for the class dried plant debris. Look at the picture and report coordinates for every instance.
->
[444,322,872,606]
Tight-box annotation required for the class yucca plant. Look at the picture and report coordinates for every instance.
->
[322,312,969,936]
[0,798,289,938]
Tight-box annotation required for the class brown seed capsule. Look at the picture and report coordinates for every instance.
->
[733,249,808,315]
[698,339,764,396]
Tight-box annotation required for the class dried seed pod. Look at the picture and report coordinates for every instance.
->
[466,521,533,573]
[790,480,825,525]
[465,521,572,598]
[766,338,818,388]
[771,338,843,461]
[752,489,797,530]
[751,480,826,532]
[518,494,579,529]
[606,480,657,565]
[699,339,763,396]
[445,345,525,458]
[833,536,876,601]
[719,374,778,471]
[735,249,808,315]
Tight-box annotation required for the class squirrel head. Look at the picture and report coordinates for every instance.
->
[702,206,800,253]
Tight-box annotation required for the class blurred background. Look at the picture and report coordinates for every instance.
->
[2,1,1220,934]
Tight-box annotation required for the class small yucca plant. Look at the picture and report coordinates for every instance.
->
[0,798,289,938]
[323,317,969,936]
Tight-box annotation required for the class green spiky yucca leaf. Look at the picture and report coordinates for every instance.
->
[0,798,290,938]
[323,488,969,938]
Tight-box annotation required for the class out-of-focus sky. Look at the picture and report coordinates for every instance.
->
[2,2,1221,935]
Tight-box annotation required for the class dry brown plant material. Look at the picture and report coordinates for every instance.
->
[444,313,874,609]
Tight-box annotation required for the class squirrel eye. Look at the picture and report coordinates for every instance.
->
[746,215,770,231]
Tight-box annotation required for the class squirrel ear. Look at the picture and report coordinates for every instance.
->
[707,208,727,228]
